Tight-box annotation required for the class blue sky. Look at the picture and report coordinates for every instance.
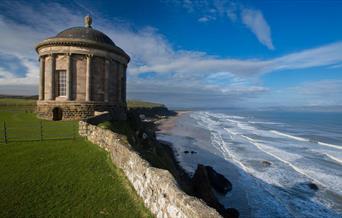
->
[0,0,341,108]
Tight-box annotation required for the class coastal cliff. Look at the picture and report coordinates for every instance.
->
[81,102,239,218]
[126,104,239,217]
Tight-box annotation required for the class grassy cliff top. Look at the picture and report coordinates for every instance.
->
[127,100,165,109]
[0,98,36,105]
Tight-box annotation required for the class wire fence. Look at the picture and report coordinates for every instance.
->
[0,121,78,143]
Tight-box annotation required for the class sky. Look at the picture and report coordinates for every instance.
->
[0,0,341,109]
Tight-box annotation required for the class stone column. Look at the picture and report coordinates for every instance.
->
[38,56,45,100]
[117,62,122,103]
[66,54,72,100]
[85,55,92,102]
[104,59,110,103]
[122,64,127,103]
[48,54,55,100]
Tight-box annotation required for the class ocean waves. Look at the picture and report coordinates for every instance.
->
[269,130,309,142]
[189,111,342,217]
[318,141,342,150]
[270,130,342,150]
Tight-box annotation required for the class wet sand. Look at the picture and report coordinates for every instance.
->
[155,111,190,133]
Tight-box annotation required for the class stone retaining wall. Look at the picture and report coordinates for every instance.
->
[37,101,126,120]
[79,121,222,218]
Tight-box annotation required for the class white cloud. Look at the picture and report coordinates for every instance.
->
[226,8,237,22]
[198,16,209,22]
[250,80,342,107]
[172,1,274,50]
[198,16,216,23]
[241,8,274,50]
[0,1,82,86]
[130,42,342,77]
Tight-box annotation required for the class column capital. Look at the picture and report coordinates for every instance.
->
[38,55,46,62]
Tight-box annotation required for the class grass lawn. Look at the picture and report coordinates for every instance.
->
[0,110,76,142]
[0,101,152,217]
[0,98,36,106]
[127,100,164,109]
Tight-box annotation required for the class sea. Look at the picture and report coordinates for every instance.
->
[157,110,342,218]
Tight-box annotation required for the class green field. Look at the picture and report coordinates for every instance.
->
[0,99,152,217]
[0,98,36,105]
[0,110,77,142]
[127,100,164,109]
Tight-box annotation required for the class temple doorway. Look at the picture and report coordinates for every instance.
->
[52,107,63,121]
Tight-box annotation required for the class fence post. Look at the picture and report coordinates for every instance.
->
[73,122,76,140]
[4,121,8,144]
[40,120,43,141]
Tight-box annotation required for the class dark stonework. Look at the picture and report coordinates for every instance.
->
[37,101,126,121]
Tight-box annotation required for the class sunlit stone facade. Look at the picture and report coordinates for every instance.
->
[36,16,130,120]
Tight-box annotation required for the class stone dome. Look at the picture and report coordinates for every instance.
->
[53,27,115,46]
[36,16,129,60]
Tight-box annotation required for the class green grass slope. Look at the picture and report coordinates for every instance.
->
[0,100,152,217]
[0,139,152,217]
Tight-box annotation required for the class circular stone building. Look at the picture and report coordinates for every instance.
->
[36,16,129,121]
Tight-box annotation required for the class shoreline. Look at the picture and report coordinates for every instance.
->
[154,111,194,194]
[155,110,190,133]
[156,110,342,218]
[153,110,240,218]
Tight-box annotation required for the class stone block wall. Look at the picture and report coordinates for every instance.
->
[36,101,126,120]
[79,121,222,218]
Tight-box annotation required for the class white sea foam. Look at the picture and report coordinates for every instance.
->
[270,130,309,142]
[325,153,342,164]
[225,115,246,120]
[318,141,342,150]
[239,134,326,187]
[248,121,282,125]
[224,127,238,135]
[225,118,241,124]
[207,113,245,120]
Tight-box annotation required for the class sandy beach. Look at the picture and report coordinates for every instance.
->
[155,111,190,133]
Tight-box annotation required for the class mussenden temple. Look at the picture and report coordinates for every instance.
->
[35,16,130,121]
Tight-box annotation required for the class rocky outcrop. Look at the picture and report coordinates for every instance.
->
[79,121,222,218]
[191,164,238,218]
[192,165,223,210]
[129,106,177,119]
[206,166,232,195]
[308,182,319,191]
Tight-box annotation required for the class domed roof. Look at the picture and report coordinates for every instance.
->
[36,16,130,61]
[54,27,115,46]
